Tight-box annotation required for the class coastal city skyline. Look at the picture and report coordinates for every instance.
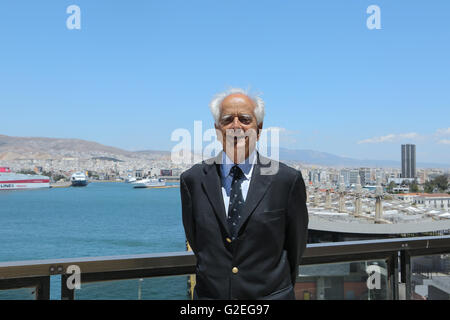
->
[1,132,449,187]
[1,132,450,168]
[1,131,450,168]
[1,1,449,164]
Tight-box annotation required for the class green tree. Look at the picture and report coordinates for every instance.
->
[387,181,396,193]
[424,180,435,193]
[424,175,449,193]
[409,180,419,193]
[433,175,449,192]
[53,174,67,182]
[17,169,36,175]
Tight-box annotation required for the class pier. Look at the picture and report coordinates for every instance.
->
[49,182,72,188]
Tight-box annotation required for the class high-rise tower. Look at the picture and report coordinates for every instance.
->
[401,144,416,178]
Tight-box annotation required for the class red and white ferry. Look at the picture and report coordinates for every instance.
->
[0,167,50,190]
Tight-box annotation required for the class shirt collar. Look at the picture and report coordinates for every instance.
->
[221,149,257,180]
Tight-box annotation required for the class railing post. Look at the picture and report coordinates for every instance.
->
[388,252,399,300]
[400,250,411,300]
[36,276,50,300]
[61,274,75,300]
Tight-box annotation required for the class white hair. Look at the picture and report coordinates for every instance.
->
[209,87,265,125]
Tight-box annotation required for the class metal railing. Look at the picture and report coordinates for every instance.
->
[0,235,449,300]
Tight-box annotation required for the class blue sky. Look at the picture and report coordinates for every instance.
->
[0,1,449,164]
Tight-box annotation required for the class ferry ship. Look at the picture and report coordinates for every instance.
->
[0,167,50,190]
[71,172,88,187]
[132,177,166,188]
[125,175,137,183]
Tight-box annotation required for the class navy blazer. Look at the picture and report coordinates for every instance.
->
[180,151,309,299]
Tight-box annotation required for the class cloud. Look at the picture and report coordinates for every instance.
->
[358,128,450,145]
[435,127,450,136]
[357,132,420,144]
[438,139,450,145]
[432,128,450,145]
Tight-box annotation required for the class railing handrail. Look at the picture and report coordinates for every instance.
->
[1,235,449,280]
[0,251,195,280]
[303,234,450,258]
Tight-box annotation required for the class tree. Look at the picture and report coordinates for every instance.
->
[17,170,36,175]
[424,181,435,193]
[409,180,419,193]
[53,174,67,182]
[387,181,396,193]
[424,175,449,193]
[433,175,449,192]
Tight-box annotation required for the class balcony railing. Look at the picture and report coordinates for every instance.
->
[0,235,449,300]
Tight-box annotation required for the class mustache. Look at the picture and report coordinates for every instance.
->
[223,129,258,138]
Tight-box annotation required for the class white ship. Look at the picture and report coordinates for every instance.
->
[0,167,50,190]
[132,177,166,188]
[71,172,88,187]
[125,175,137,183]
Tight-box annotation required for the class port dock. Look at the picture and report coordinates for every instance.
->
[49,182,72,188]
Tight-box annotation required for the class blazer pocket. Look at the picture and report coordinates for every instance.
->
[261,208,285,221]
[260,284,295,300]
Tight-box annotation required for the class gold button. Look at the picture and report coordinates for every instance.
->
[232,267,238,274]
[226,238,232,243]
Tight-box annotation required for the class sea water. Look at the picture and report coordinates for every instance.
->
[0,182,190,299]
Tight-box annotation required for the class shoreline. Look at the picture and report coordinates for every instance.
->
[49,180,180,188]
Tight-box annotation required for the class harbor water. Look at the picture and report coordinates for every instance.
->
[0,182,190,299]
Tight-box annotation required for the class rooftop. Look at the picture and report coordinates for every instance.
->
[306,190,450,235]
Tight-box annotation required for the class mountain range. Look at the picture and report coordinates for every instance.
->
[276,148,449,169]
[0,134,169,161]
[0,134,448,168]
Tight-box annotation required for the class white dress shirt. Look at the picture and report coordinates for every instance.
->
[220,150,257,217]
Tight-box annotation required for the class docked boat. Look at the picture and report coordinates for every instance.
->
[125,176,137,183]
[71,172,88,187]
[132,177,166,188]
[0,167,50,190]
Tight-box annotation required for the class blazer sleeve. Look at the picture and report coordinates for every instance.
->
[285,170,309,285]
[180,173,197,253]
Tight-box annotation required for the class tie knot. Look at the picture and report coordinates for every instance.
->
[230,165,244,180]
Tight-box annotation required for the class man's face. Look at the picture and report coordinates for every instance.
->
[215,93,263,163]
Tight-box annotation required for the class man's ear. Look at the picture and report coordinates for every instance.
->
[214,123,222,136]
[215,123,224,143]
[257,122,263,139]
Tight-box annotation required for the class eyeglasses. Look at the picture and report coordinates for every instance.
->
[219,114,254,126]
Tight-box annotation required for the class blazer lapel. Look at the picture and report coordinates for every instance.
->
[201,151,275,238]
[201,152,229,235]
[236,152,274,236]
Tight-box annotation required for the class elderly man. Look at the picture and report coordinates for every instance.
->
[180,88,309,300]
